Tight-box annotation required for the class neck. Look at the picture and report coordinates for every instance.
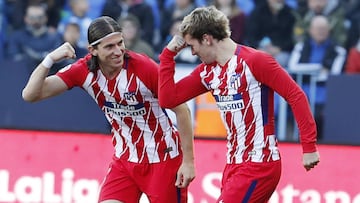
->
[99,64,122,80]
[216,38,238,66]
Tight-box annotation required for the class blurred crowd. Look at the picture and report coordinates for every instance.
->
[0,0,359,139]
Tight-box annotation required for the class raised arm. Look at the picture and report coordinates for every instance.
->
[171,103,195,188]
[158,36,207,108]
[22,42,77,102]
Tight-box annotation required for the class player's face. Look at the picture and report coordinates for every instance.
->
[184,34,215,64]
[92,33,125,71]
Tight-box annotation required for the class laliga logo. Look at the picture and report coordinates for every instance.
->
[0,168,99,203]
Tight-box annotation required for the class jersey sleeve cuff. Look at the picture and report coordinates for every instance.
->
[301,142,317,153]
[162,47,178,58]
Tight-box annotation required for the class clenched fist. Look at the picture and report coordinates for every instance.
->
[167,35,187,53]
[303,151,320,171]
[48,42,77,63]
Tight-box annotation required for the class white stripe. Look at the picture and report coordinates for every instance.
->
[82,72,95,97]
[268,135,280,161]
[243,61,265,162]
[113,130,124,158]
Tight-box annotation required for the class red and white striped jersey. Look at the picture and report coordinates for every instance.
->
[159,45,317,164]
[57,52,181,163]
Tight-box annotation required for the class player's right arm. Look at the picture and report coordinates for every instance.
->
[22,42,76,102]
[158,36,207,108]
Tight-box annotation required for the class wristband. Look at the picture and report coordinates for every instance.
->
[41,55,54,69]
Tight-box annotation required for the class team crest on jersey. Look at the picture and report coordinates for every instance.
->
[229,73,241,90]
[102,92,146,117]
[124,92,137,104]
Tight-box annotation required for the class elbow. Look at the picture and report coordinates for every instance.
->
[22,89,39,103]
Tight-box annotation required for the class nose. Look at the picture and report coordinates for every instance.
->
[114,45,123,55]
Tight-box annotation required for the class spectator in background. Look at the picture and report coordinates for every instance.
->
[160,0,196,47]
[344,35,360,74]
[51,22,88,74]
[293,0,308,17]
[213,0,246,44]
[101,0,155,47]
[57,0,92,49]
[118,14,155,60]
[288,15,346,139]
[7,3,62,73]
[86,0,106,19]
[6,0,65,32]
[344,0,360,51]
[245,0,295,68]
[293,0,347,46]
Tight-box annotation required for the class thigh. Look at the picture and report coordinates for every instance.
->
[142,155,187,203]
[98,160,142,203]
[218,160,281,203]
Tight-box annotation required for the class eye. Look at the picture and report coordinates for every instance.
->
[105,44,114,49]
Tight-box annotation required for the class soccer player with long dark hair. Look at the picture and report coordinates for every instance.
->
[22,16,195,203]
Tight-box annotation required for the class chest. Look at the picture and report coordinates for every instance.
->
[85,69,154,105]
[201,59,260,96]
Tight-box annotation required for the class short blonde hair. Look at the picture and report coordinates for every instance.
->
[180,6,231,42]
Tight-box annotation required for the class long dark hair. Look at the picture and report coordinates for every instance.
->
[86,16,124,72]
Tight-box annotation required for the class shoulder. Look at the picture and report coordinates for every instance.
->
[126,51,159,78]
[56,55,91,88]
[239,45,282,73]
[126,51,159,92]
[239,45,269,61]
[70,54,92,69]
[128,51,158,67]
[12,29,28,39]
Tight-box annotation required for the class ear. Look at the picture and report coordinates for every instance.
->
[88,45,97,56]
[202,34,212,45]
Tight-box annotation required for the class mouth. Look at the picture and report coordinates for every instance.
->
[111,56,122,64]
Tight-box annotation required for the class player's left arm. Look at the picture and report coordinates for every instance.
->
[251,52,320,171]
[171,103,196,188]
[303,151,320,171]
